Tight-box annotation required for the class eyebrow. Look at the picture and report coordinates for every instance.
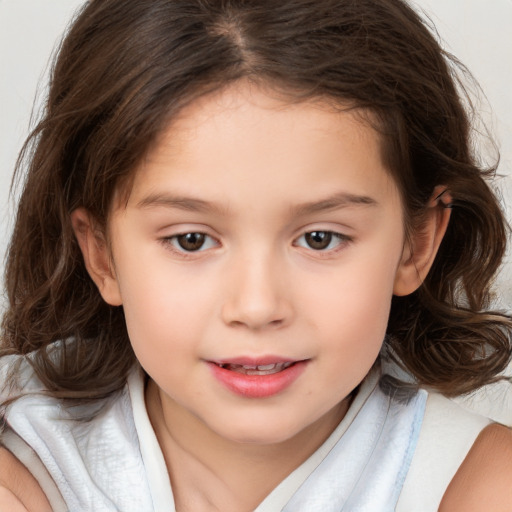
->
[291,191,379,216]
[136,191,378,215]
[137,194,224,213]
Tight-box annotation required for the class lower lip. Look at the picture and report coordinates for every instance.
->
[208,361,308,398]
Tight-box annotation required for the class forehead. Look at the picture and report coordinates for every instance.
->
[151,83,376,160]
[121,82,400,214]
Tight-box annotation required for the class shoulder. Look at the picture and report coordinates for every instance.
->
[0,447,52,512]
[397,390,493,511]
[440,423,512,512]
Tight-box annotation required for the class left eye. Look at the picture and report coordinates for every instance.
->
[295,231,348,251]
[168,233,218,252]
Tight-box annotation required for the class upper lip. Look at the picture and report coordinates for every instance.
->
[209,356,304,366]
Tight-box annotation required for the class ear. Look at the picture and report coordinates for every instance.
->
[393,186,452,296]
[71,208,123,306]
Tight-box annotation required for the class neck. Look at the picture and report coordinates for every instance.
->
[145,380,350,512]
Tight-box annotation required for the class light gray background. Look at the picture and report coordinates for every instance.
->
[1,1,511,422]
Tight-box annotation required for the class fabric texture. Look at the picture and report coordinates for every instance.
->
[0,349,490,511]
[397,392,490,511]
[1,361,154,511]
[256,374,426,512]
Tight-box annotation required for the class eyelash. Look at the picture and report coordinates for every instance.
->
[293,231,352,253]
[162,230,351,256]
[163,232,219,254]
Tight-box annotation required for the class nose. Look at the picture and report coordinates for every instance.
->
[221,251,293,330]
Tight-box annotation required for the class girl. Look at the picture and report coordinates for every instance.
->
[1,0,512,510]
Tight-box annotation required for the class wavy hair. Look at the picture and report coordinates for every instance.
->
[2,0,511,399]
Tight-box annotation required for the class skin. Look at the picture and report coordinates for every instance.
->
[0,447,51,512]
[439,424,512,511]
[1,83,510,511]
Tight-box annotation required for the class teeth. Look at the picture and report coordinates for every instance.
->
[253,364,276,371]
[219,362,294,375]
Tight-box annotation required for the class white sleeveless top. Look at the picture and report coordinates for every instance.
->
[1,355,490,511]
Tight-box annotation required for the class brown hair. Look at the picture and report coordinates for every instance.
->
[2,0,511,400]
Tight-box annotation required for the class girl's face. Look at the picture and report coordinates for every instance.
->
[96,83,410,445]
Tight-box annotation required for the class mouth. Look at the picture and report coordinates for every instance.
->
[216,361,295,376]
[208,358,308,398]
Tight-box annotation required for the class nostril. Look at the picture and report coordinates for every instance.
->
[220,277,292,329]
[227,317,284,329]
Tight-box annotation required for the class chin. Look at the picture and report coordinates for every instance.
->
[214,418,308,446]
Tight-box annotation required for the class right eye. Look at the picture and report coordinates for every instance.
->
[166,232,218,252]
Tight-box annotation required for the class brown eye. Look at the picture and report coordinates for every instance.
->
[304,231,333,250]
[176,233,206,251]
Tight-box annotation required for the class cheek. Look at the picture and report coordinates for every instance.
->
[303,250,399,371]
[308,252,398,327]
[119,277,204,382]
[114,252,219,354]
